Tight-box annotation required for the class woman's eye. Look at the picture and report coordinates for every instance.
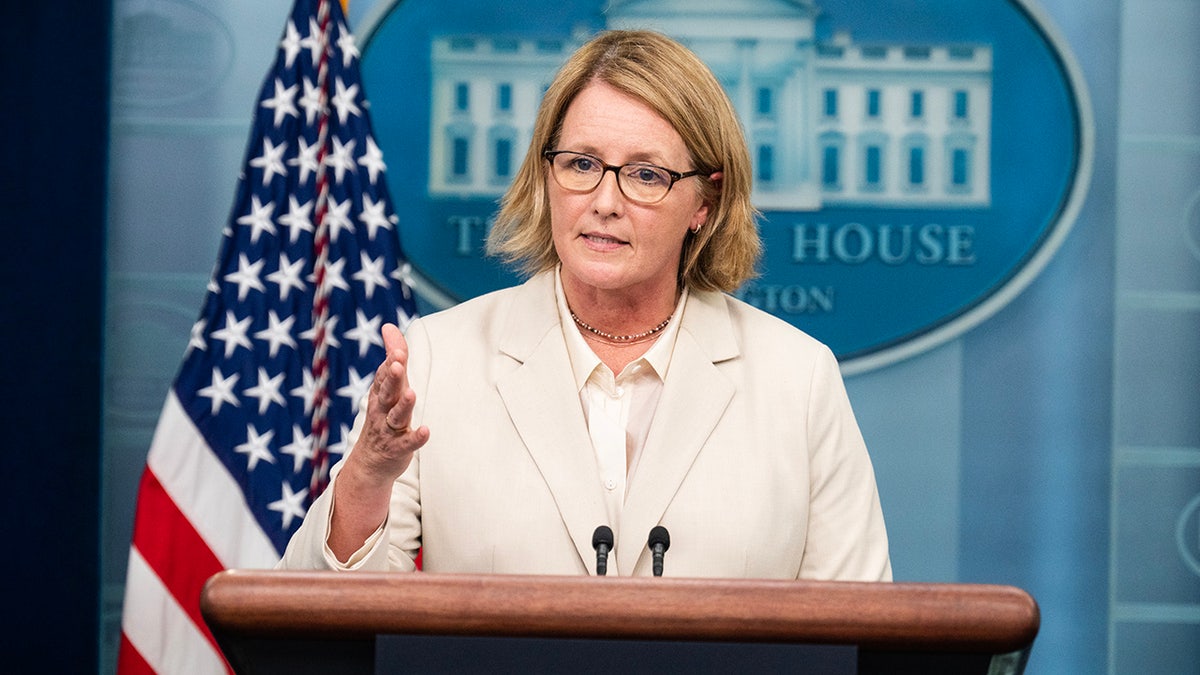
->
[630,166,667,185]
[569,157,597,172]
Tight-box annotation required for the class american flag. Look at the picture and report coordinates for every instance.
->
[118,0,417,672]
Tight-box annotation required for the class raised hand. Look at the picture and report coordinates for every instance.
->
[328,323,429,561]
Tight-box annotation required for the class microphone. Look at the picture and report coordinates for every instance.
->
[647,526,670,577]
[592,525,614,576]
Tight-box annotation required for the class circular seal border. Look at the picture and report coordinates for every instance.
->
[834,0,1096,375]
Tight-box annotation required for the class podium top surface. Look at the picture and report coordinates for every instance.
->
[201,571,1038,654]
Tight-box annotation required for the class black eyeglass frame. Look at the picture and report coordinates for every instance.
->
[542,150,705,204]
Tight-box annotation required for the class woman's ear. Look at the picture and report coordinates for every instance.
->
[690,204,709,233]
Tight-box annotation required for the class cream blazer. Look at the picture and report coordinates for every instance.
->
[280,272,891,581]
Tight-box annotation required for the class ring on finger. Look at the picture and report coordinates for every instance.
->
[385,416,407,433]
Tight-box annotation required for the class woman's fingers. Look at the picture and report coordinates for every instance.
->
[350,323,429,483]
[372,324,409,407]
[383,382,415,433]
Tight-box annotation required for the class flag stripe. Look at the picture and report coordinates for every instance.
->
[123,547,231,675]
[146,392,278,570]
[129,466,224,648]
[117,634,156,675]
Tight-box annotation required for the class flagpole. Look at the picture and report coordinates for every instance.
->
[309,0,335,499]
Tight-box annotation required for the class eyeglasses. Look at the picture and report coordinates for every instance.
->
[543,150,704,205]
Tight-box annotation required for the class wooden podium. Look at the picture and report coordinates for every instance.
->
[201,570,1039,674]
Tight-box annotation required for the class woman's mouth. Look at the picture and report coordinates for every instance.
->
[583,233,626,246]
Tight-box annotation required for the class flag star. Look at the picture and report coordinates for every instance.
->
[290,368,317,415]
[260,77,299,127]
[391,262,416,301]
[336,22,359,68]
[277,195,315,243]
[352,251,389,300]
[358,136,387,185]
[330,77,361,124]
[280,20,303,68]
[224,253,267,301]
[337,367,373,414]
[185,317,207,356]
[324,197,355,244]
[249,137,289,186]
[343,309,384,357]
[311,257,352,296]
[211,310,254,359]
[197,367,241,415]
[235,195,277,244]
[244,367,287,415]
[300,17,325,65]
[397,307,416,333]
[358,194,395,240]
[267,253,308,302]
[324,137,357,185]
[301,314,341,349]
[328,423,353,458]
[235,425,276,472]
[268,481,308,530]
[254,310,298,357]
[280,424,315,474]
[298,77,325,127]
[288,136,322,186]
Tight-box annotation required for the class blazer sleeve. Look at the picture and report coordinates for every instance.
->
[276,320,429,572]
[796,345,893,582]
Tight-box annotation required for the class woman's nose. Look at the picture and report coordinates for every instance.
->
[591,168,625,215]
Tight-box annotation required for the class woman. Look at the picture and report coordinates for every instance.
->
[280,30,891,581]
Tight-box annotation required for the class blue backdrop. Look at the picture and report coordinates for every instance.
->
[1,1,1187,673]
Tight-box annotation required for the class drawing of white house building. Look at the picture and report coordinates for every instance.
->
[427,0,992,210]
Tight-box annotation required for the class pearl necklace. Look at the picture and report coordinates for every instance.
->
[569,310,672,346]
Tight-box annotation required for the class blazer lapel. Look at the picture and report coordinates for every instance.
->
[496,274,609,570]
[617,291,739,575]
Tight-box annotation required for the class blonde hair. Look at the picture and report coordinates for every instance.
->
[486,29,760,293]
